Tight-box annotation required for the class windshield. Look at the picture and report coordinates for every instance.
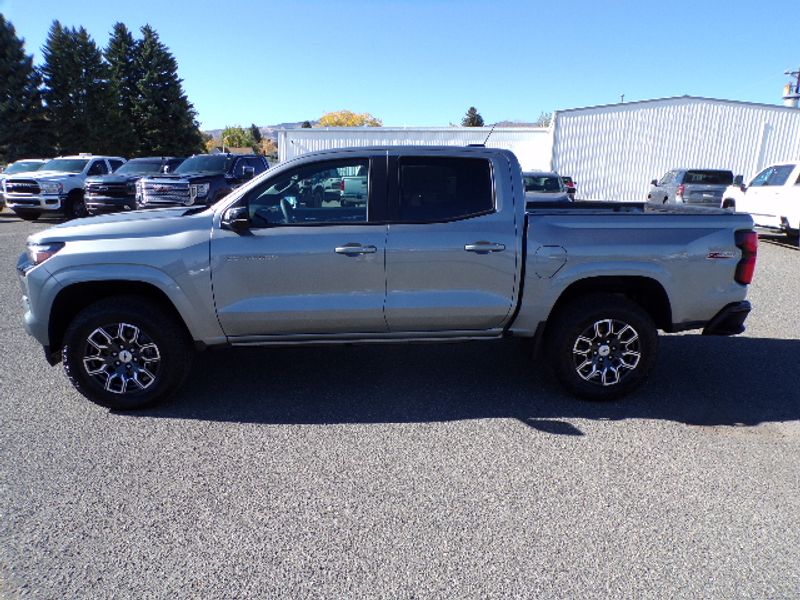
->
[523,175,563,192]
[114,159,166,175]
[176,155,233,174]
[6,160,45,174]
[40,159,89,173]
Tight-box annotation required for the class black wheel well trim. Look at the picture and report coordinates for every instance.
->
[48,280,193,356]
[545,276,673,333]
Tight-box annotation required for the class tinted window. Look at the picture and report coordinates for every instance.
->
[87,161,108,176]
[397,157,493,223]
[683,170,733,185]
[523,174,563,192]
[246,159,369,227]
[176,155,233,174]
[109,159,125,172]
[115,159,167,175]
[765,165,794,186]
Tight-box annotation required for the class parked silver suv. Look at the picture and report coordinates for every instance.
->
[648,169,734,205]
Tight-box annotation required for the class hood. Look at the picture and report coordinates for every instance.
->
[11,170,81,181]
[28,207,215,245]
[85,174,142,185]
[146,171,222,182]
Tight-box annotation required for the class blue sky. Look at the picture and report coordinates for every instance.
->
[3,0,799,129]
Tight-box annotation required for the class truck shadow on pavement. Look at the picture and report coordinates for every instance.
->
[131,335,800,435]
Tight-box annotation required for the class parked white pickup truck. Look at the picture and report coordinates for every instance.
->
[721,162,800,237]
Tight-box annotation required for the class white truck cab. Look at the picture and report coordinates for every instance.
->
[722,162,800,238]
[4,154,126,220]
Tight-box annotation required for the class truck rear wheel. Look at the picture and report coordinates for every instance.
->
[547,294,658,401]
[62,296,193,410]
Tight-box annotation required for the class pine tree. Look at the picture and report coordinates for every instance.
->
[462,106,484,127]
[40,21,116,155]
[0,15,51,162]
[249,123,262,145]
[105,22,140,156]
[134,25,202,156]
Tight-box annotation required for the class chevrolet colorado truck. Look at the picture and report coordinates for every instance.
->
[136,153,269,209]
[17,147,757,410]
[5,154,126,220]
[721,162,800,238]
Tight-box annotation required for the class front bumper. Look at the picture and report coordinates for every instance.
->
[702,301,751,336]
[85,195,136,213]
[6,193,65,211]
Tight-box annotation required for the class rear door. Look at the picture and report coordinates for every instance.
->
[210,156,389,337]
[383,154,517,333]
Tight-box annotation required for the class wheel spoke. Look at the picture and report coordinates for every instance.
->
[574,318,642,387]
[83,321,161,395]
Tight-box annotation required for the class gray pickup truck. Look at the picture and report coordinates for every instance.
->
[17,147,757,409]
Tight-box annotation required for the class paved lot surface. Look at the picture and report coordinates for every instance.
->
[1,209,798,599]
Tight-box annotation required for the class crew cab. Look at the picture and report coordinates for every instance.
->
[137,153,269,209]
[5,154,126,220]
[17,147,757,410]
[85,157,185,215]
[721,162,800,237]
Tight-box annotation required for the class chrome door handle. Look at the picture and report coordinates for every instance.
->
[464,241,505,254]
[335,244,377,255]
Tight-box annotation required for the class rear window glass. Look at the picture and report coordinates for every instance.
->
[398,157,493,223]
[683,170,733,185]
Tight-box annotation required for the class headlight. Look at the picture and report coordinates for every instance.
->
[27,242,64,265]
[40,181,63,194]
[190,183,210,199]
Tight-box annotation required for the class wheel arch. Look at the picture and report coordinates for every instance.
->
[547,276,672,332]
[48,280,193,357]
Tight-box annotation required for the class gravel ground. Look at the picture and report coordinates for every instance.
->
[1,209,798,599]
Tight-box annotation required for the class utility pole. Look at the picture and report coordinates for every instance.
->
[785,67,800,94]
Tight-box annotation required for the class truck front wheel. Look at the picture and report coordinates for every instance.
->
[64,191,87,220]
[547,294,658,401]
[62,296,193,409]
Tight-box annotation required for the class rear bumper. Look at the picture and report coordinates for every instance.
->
[702,301,751,336]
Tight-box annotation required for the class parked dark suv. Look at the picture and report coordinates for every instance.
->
[85,157,185,215]
[137,153,269,209]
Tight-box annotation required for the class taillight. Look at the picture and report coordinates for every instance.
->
[676,184,685,199]
[734,230,758,285]
[340,179,345,192]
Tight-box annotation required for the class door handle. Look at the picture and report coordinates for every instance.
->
[335,244,377,255]
[464,241,505,254]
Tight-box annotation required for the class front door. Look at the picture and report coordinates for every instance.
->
[210,157,389,338]
[383,155,518,333]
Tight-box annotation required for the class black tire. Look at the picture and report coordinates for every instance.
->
[64,191,87,220]
[546,294,658,401]
[62,296,193,410]
[14,209,40,221]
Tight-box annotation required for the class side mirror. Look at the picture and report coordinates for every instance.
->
[221,206,250,233]
[242,166,256,181]
[650,179,658,186]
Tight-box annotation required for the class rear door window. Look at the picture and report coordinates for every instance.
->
[395,157,493,223]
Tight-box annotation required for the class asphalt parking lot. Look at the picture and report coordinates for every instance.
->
[1,208,798,599]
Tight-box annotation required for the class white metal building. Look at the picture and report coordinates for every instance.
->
[277,96,800,201]
[552,96,800,201]
[278,126,552,172]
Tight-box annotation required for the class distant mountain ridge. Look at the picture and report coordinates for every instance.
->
[203,121,317,140]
